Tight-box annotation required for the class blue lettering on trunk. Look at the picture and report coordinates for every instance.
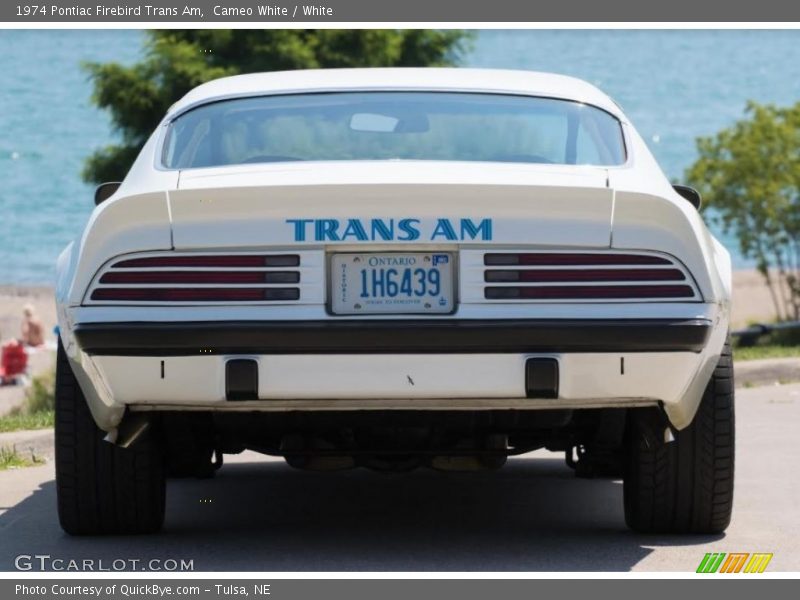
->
[398,219,421,241]
[285,219,313,241]
[370,218,395,241]
[287,218,492,241]
[460,218,492,241]
[341,219,368,241]
[431,219,458,241]
[315,219,340,241]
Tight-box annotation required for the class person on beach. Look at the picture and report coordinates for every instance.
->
[20,304,44,347]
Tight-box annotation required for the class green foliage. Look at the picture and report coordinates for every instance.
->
[732,325,800,362]
[0,446,44,470]
[23,369,55,414]
[82,29,473,183]
[733,345,800,362]
[0,411,54,433]
[686,101,800,320]
[0,369,56,433]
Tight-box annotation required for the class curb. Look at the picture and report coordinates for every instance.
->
[735,357,800,388]
[0,428,54,464]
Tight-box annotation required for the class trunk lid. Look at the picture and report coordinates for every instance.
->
[170,162,612,249]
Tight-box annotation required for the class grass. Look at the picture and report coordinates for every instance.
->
[23,368,56,414]
[0,368,55,433]
[0,445,44,470]
[0,369,54,470]
[0,410,54,433]
[734,345,800,362]
[733,344,800,360]
[734,326,800,362]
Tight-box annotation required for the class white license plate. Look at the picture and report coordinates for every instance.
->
[331,252,455,315]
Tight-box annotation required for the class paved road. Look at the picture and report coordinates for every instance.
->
[1,383,799,572]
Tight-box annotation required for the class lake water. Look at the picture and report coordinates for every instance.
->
[2,29,800,283]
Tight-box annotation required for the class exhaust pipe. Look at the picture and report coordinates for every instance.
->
[104,414,152,449]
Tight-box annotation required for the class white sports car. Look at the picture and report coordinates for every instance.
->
[55,68,734,536]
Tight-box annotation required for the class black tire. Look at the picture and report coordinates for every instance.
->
[623,339,734,534]
[55,340,166,535]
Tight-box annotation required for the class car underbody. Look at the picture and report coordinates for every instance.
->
[156,407,633,476]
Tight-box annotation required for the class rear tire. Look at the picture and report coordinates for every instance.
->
[55,341,166,535]
[623,339,734,534]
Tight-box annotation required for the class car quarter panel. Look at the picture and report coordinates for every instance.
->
[62,192,173,310]
[611,190,729,306]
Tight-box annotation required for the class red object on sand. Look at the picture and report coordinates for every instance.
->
[0,340,28,382]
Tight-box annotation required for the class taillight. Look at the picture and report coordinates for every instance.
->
[481,252,699,301]
[89,254,302,303]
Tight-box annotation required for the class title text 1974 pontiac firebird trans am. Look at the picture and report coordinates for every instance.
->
[55,68,734,535]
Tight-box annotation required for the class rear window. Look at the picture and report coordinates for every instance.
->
[162,92,626,169]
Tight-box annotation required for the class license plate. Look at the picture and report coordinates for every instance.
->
[331,252,455,315]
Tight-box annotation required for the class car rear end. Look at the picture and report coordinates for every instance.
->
[54,72,733,535]
[59,159,728,466]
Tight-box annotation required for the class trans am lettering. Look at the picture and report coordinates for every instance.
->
[286,218,492,242]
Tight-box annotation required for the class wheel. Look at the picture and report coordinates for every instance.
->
[623,339,734,534]
[55,340,166,535]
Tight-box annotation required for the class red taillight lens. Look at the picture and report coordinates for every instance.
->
[485,285,695,300]
[485,268,686,283]
[91,288,300,302]
[90,254,304,304]
[99,271,300,284]
[481,252,697,301]
[484,253,671,266]
[112,255,300,268]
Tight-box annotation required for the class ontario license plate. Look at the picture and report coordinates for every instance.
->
[331,252,455,315]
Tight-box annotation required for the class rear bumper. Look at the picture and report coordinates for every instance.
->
[65,314,729,432]
[91,351,700,408]
[73,318,712,356]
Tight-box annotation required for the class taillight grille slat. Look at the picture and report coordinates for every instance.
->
[484,268,686,283]
[88,253,305,304]
[485,285,696,300]
[112,255,300,268]
[91,288,300,302]
[484,253,671,266]
[480,251,699,302]
[99,271,300,285]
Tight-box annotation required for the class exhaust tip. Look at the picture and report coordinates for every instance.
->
[525,358,559,399]
[226,359,259,401]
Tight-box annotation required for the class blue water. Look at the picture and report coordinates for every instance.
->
[2,29,800,283]
[0,30,143,283]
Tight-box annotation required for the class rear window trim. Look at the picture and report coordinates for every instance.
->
[156,89,630,171]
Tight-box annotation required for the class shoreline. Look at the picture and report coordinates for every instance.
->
[0,285,57,345]
[0,286,58,418]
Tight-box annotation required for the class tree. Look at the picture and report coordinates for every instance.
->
[686,101,800,321]
[83,29,473,184]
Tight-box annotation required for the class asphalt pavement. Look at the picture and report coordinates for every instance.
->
[1,383,798,572]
